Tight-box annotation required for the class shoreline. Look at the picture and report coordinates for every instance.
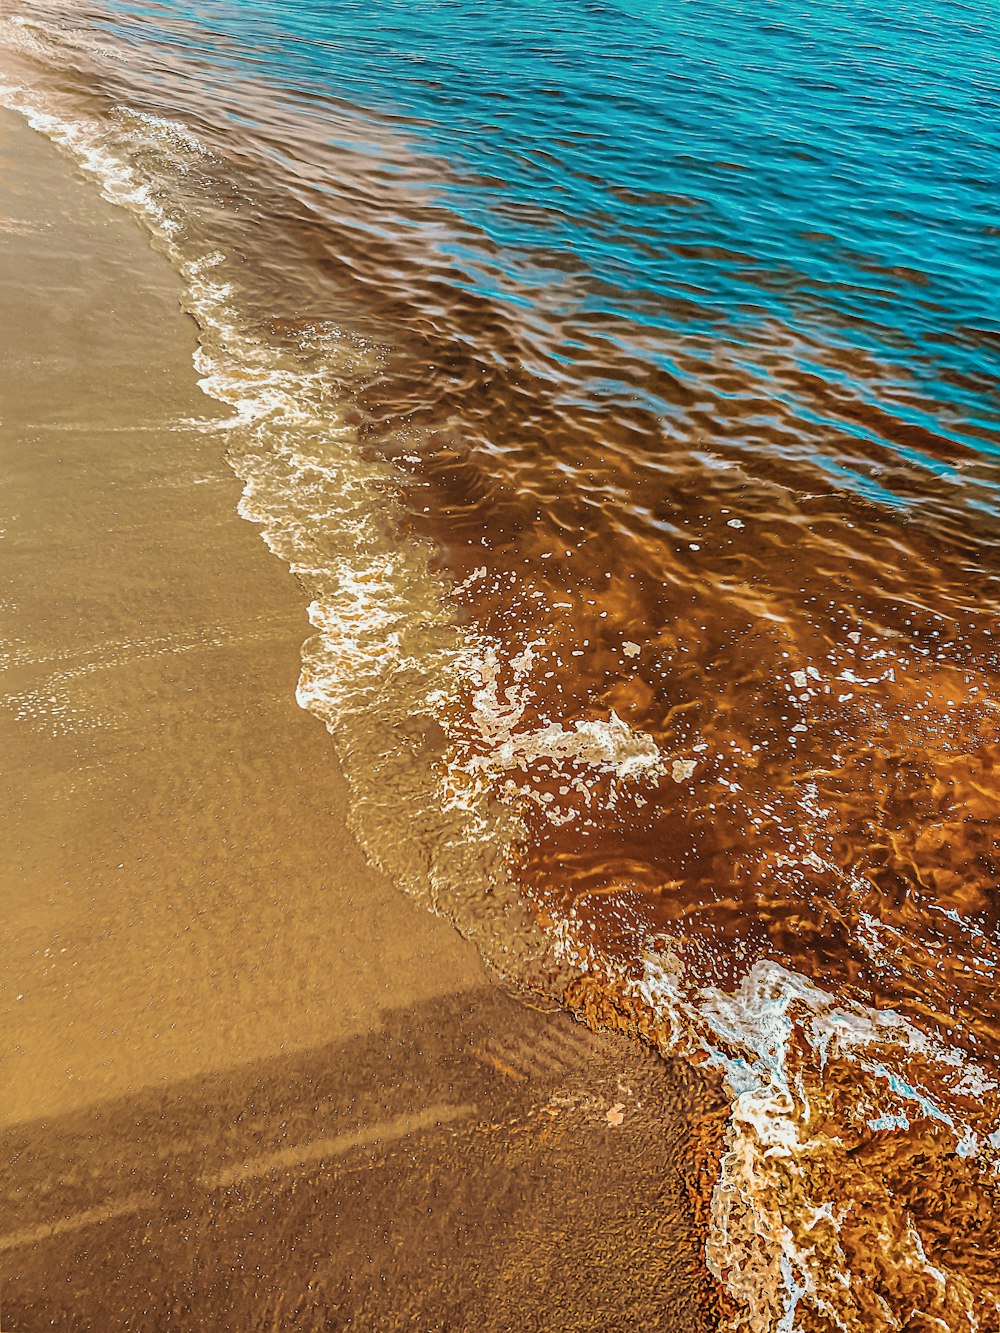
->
[0,107,726,1330]
[2,0,998,1322]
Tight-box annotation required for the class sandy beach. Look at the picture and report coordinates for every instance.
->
[0,108,725,1330]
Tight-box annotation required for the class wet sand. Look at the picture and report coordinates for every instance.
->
[0,109,725,1330]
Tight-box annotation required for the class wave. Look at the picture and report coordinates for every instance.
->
[3,13,999,1329]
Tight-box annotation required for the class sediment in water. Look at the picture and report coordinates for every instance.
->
[0,105,727,1330]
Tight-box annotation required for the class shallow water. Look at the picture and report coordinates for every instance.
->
[2,0,999,1326]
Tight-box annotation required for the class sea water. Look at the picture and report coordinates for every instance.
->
[2,0,998,1326]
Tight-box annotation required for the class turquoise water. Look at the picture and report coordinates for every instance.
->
[88,0,1000,511]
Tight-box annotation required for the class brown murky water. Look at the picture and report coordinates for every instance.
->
[0,106,725,1332]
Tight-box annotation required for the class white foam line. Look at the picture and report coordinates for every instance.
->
[550,916,1000,1332]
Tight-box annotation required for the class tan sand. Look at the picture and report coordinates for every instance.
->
[0,108,724,1330]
